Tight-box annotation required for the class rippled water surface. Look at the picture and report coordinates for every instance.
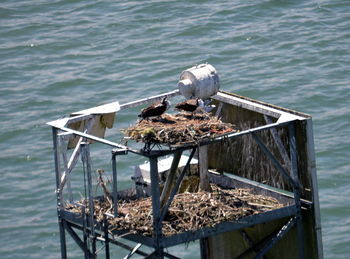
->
[1,0,349,258]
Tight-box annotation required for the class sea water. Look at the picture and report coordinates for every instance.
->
[1,1,349,258]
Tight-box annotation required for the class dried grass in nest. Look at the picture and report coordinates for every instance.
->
[65,184,284,237]
[122,113,237,146]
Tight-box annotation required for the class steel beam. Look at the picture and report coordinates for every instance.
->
[103,215,110,259]
[82,206,89,259]
[81,142,97,258]
[149,156,164,258]
[305,119,324,258]
[289,122,305,259]
[255,217,297,258]
[64,221,93,257]
[111,148,128,217]
[52,127,67,259]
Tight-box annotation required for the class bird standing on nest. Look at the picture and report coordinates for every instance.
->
[138,97,171,120]
[175,98,204,114]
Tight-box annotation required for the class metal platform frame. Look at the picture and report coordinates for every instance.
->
[48,90,313,258]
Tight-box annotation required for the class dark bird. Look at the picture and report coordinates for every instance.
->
[175,98,204,113]
[138,97,170,120]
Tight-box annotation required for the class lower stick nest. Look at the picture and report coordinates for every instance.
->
[65,184,284,237]
[122,113,237,146]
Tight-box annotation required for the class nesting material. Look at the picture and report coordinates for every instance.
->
[123,113,237,146]
[65,184,284,237]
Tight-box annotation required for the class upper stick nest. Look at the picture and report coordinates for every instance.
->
[123,113,237,146]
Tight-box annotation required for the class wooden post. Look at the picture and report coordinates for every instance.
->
[198,144,212,259]
[199,145,211,192]
[149,156,164,258]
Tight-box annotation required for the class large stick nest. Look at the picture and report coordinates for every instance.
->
[122,113,237,146]
[65,184,284,237]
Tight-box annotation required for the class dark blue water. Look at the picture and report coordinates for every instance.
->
[1,0,349,258]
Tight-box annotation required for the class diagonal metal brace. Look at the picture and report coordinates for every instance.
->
[159,147,197,224]
[264,115,291,170]
[251,132,299,190]
[123,243,143,259]
[58,118,96,194]
[254,217,297,258]
[64,221,93,258]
